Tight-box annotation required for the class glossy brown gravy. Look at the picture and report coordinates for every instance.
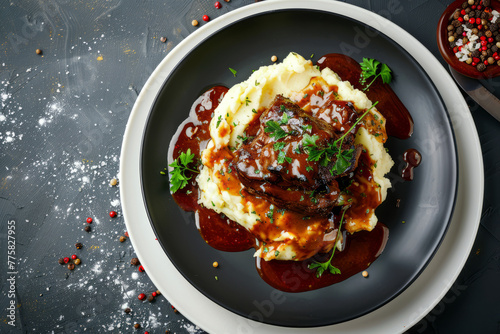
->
[169,54,415,292]
[402,148,422,181]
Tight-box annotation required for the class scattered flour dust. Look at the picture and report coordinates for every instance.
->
[1,41,204,334]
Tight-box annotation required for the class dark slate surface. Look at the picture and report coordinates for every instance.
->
[0,0,498,333]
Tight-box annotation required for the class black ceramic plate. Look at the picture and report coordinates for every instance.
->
[141,9,457,327]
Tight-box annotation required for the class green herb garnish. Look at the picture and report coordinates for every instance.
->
[308,207,347,277]
[168,149,198,193]
[264,120,289,140]
[359,58,392,91]
[302,102,378,176]
[229,68,237,77]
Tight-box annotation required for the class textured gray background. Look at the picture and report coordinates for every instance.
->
[1,0,499,333]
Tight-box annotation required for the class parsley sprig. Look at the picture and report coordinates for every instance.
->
[264,110,291,140]
[168,149,199,193]
[302,102,377,176]
[308,207,348,278]
[359,58,392,91]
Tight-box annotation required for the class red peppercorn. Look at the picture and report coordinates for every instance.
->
[152,291,157,297]
[214,1,221,9]
[138,293,146,301]
[469,18,475,24]
[480,36,486,41]
[478,24,483,30]
[472,5,476,9]
[495,55,500,60]
[481,40,487,46]
[202,15,210,22]
[477,5,482,10]
[473,57,481,63]
[63,257,70,263]
[124,231,129,237]
[484,60,489,65]
[86,217,93,223]
[458,17,464,22]
[482,46,487,51]
[488,37,494,43]
[109,211,117,218]
[472,62,477,66]
[71,254,78,260]
[145,332,149,334]
[453,46,459,53]
[138,265,145,272]
[460,9,466,15]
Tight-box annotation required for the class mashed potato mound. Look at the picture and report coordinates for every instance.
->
[198,53,394,261]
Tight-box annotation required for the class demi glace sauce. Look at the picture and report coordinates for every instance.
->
[169,54,416,292]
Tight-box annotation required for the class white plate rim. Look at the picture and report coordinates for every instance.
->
[119,1,484,333]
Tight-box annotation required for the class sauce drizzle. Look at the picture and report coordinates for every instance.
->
[402,148,422,181]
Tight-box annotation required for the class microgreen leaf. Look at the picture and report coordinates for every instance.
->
[380,63,392,84]
[274,142,286,151]
[229,68,237,77]
[265,120,289,140]
[277,150,287,164]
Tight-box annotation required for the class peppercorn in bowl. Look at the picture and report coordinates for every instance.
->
[437,0,500,78]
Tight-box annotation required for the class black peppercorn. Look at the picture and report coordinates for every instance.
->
[496,34,500,42]
[469,10,476,18]
[489,23,498,32]
[75,242,83,249]
[457,26,464,35]
[124,308,131,314]
[453,19,462,28]
[58,258,65,265]
[481,11,488,19]
[483,0,490,6]
[84,226,91,232]
[472,50,481,58]
[134,323,140,329]
[131,257,140,266]
[465,22,474,29]
[492,45,498,53]
[476,63,486,71]
[453,10,460,20]
[462,2,468,9]
[68,263,75,270]
[147,295,155,302]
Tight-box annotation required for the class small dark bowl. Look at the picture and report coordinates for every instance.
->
[437,0,500,79]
